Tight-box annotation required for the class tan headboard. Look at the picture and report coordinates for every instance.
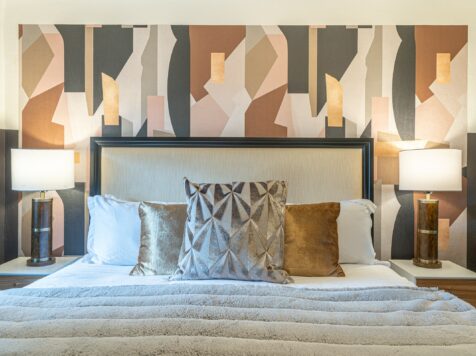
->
[90,138,373,204]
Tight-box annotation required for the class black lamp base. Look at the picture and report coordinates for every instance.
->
[29,196,55,267]
[27,257,56,267]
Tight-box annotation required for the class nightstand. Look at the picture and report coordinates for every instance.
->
[390,259,476,307]
[0,256,80,290]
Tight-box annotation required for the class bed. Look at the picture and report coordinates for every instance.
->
[27,259,411,289]
[0,137,475,355]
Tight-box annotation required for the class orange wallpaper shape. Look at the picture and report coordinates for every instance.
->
[102,73,120,125]
[436,53,451,84]
[325,74,343,127]
[22,83,64,149]
[210,52,225,84]
[190,26,245,102]
[415,26,467,103]
[245,84,287,137]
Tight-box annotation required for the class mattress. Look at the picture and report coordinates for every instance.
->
[6,260,476,354]
[3,266,475,355]
[27,259,414,289]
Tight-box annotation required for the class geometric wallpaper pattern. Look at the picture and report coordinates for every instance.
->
[19,25,471,268]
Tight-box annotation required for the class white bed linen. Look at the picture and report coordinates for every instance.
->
[27,259,414,289]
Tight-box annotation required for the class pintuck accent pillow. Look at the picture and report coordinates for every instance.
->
[172,178,291,283]
[130,202,187,276]
[284,203,344,277]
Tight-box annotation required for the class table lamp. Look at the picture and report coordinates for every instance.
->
[11,149,75,266]
[399,149,462,269]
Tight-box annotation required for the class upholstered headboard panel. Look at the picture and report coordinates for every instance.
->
[90,138,373,204]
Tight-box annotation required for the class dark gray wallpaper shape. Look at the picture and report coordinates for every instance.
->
[317,26,358,116]
[93,25,133,113]
[0,129,19,263]
[168,26,190,137]
[56,25,85,93]
[279,26,309,93]
[0,130,6,263]
[392,26,416,141]
[136,119,147,137]
[4,131,19,262]
[392,186,415,259]
[325,117,346,138]
[102,116,122,137]
[467,134,476,271]
[360,121,372,138]
[57,182,85,255]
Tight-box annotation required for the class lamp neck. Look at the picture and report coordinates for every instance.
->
[39,191,46,199]
[425,191,432,200]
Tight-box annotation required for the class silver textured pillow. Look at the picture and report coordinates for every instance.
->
[172,178,290,283]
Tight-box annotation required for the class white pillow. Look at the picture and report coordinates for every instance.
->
[84,195,141,265]
[338,199,377,264]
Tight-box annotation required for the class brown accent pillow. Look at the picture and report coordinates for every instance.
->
[130,202,187,276]
[284,203,345,277]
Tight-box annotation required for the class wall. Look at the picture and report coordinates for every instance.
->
[0,0,5,262]
[0,0,5,126]
[3,0,476,131]
[2,0,476,266]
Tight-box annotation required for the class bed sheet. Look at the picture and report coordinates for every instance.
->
[27,259,414,289]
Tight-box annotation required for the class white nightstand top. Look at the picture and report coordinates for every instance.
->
[0,256,80,276]
[390,259,476,283]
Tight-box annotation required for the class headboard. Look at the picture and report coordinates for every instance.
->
[90,137,373,203]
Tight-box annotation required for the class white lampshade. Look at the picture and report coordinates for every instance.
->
[399,149,462,192]
[11,149,75,191]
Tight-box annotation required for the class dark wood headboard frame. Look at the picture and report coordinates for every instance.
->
[90,137,374,202]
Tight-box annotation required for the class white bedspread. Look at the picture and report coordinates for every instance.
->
[1,282,475,355]
[28,259,414,289]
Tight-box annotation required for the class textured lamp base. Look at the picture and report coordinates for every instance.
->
[29,196,55,267]
[27,257,56,267]
[413,198,441,269]
[413,257,442,269]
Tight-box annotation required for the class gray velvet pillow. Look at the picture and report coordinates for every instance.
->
[130,202,187,276]
[172,178,291,283]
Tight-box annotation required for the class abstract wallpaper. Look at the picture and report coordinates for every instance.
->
[18,25,471,268]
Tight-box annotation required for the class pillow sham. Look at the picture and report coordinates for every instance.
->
[84,195,141,266]
[284,203,344,277]
[130,202,187,276]
[173,178,291,283]
[338,199,377,264]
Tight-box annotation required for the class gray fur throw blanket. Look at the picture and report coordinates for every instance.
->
[0,283,475,355]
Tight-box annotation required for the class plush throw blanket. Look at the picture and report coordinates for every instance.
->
[0,284,475,355]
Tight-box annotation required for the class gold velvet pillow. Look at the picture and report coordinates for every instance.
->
[284,203,345,277]
[130,202,187,276]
